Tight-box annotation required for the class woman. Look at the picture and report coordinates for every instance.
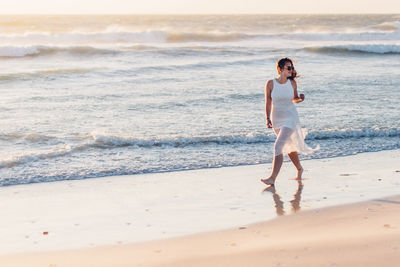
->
[261,58,318,186]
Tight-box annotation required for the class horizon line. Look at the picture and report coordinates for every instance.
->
[0,12,399,15]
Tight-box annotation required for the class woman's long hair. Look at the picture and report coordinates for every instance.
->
[276,57,297,80]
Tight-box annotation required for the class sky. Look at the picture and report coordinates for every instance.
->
[1,0,399,14]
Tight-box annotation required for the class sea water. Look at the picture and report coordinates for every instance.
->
[0,14,399,185]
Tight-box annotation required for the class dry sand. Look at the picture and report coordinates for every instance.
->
[1,194,400,267]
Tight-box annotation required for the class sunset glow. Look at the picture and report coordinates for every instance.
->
[1,0,399,14]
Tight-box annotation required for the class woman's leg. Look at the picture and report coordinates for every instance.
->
[261,127,294,185]
[261,154,283,185]
[288,151,303,179]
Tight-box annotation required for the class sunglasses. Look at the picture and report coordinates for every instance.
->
[285,66,294,71]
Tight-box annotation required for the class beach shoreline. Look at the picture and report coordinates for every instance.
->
[0,149,399,260]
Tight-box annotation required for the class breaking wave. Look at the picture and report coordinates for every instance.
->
[1,127,399,170]
[304,44,400,54]
[0,45,117,58]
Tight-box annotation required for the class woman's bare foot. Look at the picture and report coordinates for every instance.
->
[261,177,275,186]
[295,167,303,180]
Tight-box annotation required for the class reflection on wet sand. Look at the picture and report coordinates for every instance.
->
[263,179,303,216]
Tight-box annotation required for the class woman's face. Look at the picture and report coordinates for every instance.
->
[281,62,293,77]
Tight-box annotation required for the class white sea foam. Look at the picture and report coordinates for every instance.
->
[0,45,117,58]
[2,127,398,170]
[0,31,167,46]
[89,128,400,148]
[90,132,276,148]
[0,27,399,50]
[304,44,400,54]
[0,46,40,57]
[0,146,73,169]
[368,21,400,31]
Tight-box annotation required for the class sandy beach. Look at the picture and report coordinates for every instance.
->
[0,149,399,266]
[1,194,400,267]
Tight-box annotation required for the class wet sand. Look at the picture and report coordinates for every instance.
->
[1,194,400,267]
[0,149,399,265]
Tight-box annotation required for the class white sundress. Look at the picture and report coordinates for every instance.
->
[270,78,319,156]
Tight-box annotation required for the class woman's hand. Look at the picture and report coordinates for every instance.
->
[266,118,273,128]
[293,93,305,103]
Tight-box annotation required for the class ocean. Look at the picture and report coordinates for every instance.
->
[0,14,399,186]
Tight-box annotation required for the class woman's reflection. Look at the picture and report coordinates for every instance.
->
[263,180,303,216]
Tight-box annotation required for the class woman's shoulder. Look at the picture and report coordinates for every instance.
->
[266,79,274,88]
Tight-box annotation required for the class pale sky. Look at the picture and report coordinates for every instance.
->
[1,0,400,14]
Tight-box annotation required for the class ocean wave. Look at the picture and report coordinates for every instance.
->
[284,30,400,42]
[307,127,400,140]
[0,30,255,46]
[1,30,399,58]
[90,127,400,148]
[0,133,274,170]
[90,132,275,148]
[0,45,118,58]
[304,44,400,54]
[0,144,89,169]
[368,21,400,31]
[1,127,398,170]
[3,30,399,46]
[0,44,259,59]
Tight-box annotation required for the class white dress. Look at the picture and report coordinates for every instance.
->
[270,78,318,156]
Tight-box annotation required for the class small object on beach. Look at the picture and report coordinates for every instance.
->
[339,173,356,176]
[395,170,400,173]
[230,242,237,247]
[384,224,391,228]
[238,226,247,230]
[154,249,162,253]
[43,231,49,235]
[378,178,382,181]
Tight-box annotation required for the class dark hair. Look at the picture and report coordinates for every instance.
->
[276,57,297,80]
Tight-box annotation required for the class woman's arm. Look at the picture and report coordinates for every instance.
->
[291,79,305,103]
[265,80,273,128]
